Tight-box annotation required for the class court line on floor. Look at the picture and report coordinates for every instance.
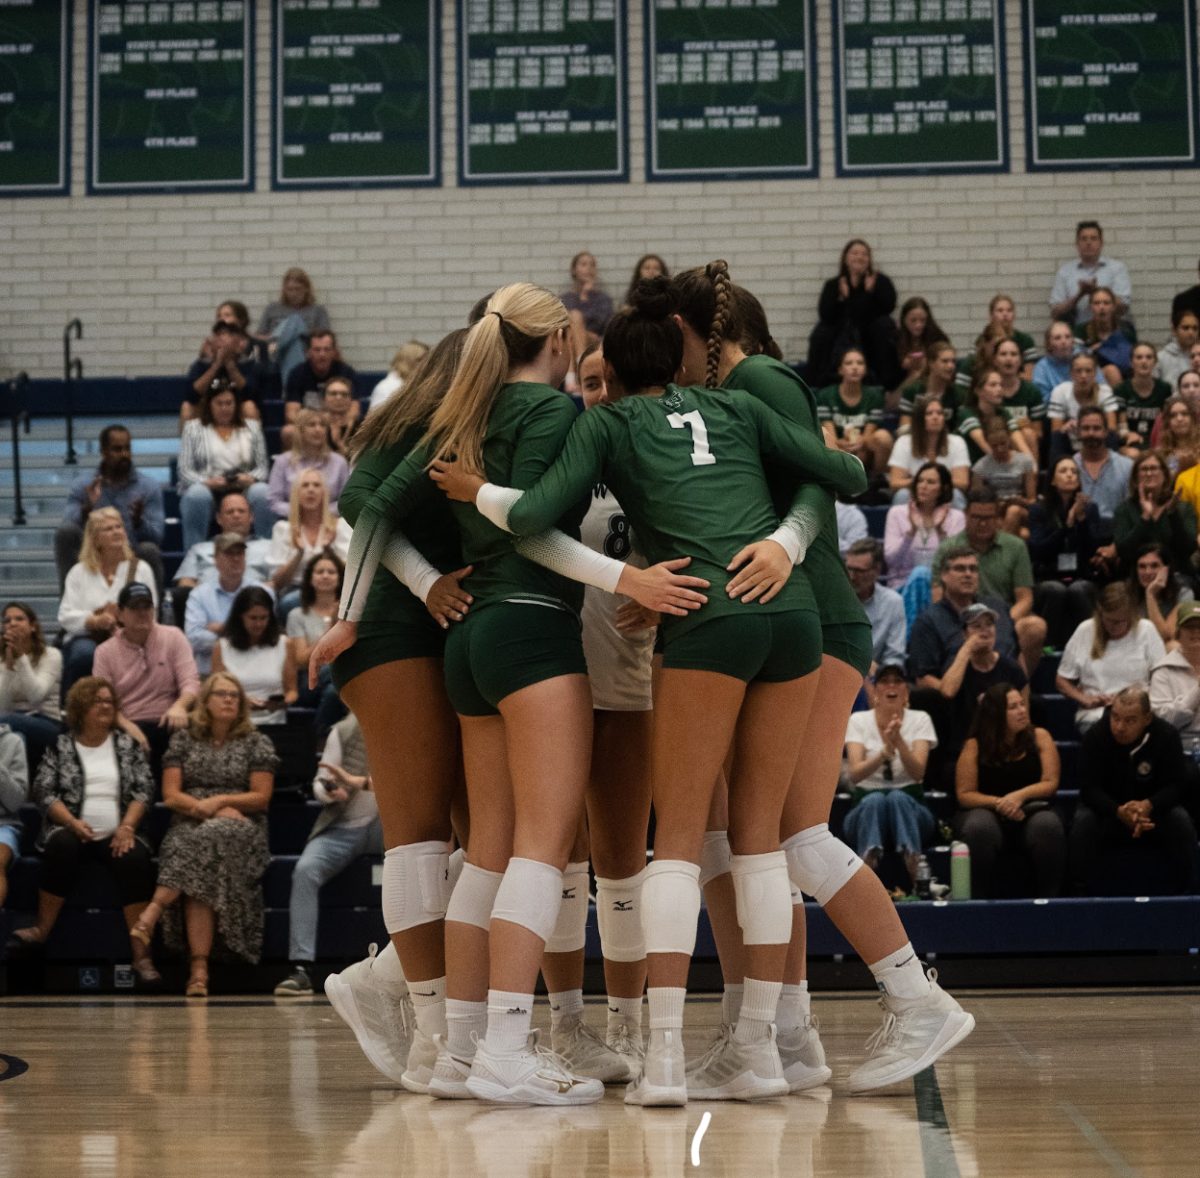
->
[1059,1101,1139,1178]
[913,1068,962,1178]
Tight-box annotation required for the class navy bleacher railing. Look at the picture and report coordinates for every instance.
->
[5,373,31,526]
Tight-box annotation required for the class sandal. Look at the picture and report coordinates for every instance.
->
[186,957,209,998]
[131,956,162,985]
[130,901,162,947]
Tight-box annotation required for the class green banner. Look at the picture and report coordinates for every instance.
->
[1026,0,1198,167]
[274,0,437,187]
[647,0,814,179]
[0,0,68,195]
[459,0,626,184]
[89,0,251,192]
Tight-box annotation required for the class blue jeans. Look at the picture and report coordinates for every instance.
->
[288,816,383,962]
[62,635,98,697]
[181,481,273,552]
[843,789,935,857]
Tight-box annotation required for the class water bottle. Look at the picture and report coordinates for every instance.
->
[914,854,932,900]
[951,842,972,900]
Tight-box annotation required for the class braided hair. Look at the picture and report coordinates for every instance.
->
[670,260,744,389]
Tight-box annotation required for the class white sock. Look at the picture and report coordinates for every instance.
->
[548,988,584,1031]
[777,982,811,1031]
[408,976,446,1038]
[445,997,487,1057]
[869,944,930,999]
[370,941,407,991]
[734,978,782,1044]
[485,988,535,1054]
[606,995,643,1038]
[721,983,744,1027]
[647,986,686,1032]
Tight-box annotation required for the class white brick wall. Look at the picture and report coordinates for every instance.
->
[1,2,1197,380]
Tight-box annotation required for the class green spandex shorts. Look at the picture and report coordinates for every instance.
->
[661,610,822,683]
[330,617,446,693]
[442,601,587,717]
[820,621,873,678]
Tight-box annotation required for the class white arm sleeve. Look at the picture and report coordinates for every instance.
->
[767,500,824,566]
[475,483,522,532]
[380,533,442,605]
[338,514,392,622]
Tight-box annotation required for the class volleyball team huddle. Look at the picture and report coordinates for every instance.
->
[307,262,975,1108]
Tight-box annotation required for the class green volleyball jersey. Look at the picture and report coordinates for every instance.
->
[722,355,869,630]
[345,382,586,618]
[503,383,867,638]
[1000,380,1046,424]
[955,330,1041,390]
[955,404,1021,463]
[897,380,961,420]
[1115,378,1172,444]
[339,427,462,628]
[815,384,886,436]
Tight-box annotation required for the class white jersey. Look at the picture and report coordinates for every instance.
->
[580,484,654,712]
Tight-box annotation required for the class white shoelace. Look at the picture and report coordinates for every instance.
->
[609,1024,642,1057]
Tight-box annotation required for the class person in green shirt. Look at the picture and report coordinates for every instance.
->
[956,366,1033,465]
[993,337,1046,454]
[897,340,961,430]
[816,347,893,475]
[1115,342,1172,455]
[956,294,1041,392]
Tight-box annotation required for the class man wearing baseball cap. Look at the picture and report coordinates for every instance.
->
[182,533,273,675]
[92,582,200,777]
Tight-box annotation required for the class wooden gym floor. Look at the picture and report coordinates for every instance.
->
[1,988,1196,1177]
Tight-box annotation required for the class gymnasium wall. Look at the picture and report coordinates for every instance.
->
[1,2,1197,381]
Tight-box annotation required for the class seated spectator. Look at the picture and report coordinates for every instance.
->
[58,509,158,696]
[884,463,965,588]
[835,499,868,554]
[256,266,331,382]
[817,347,893,475]
[288,551,345,727]
[1076,287,1132,387]
[1149,599,1200,750]
[888,395,970,501]
[92,583,199,777]
[956,366,1032,464]
[561,250,615,348]
[129,672,278,996]
[321,374,362,457]
[13,678,159,983]
[1154,307,1199,389]
[267,409,350,520]
[183,534,273,675]
[1056,583,1166,732]
[971,422,1036,532]
[977,293,1041,372]
[1127,542,1192,647]
[893,297,949,390]
[0,720,29,908]
[844,540,907,679]
[954,684,1065,898]
[1031,321,1081,403]
[197,299,250,354]
[1112,450,1197,579]
[267,471,347,613]
[1073,407,1133,552]
[1159,372,1200,463]
[273,711,381,997]
[1170,401,1200,522]
[1115,343,1172,456]
[1170,258,1200,324]
[1070,686,1198,895]
[0,602,63,773]
[283,330,357,448]
[992,337,1045,452]
[178,382,271,552]
[56,425,164,595]
[624,253,670,307]
[183,319,260,427]
[806,238,899,388]
[173,491,273,594]
[843,664,937,890]
[897,341,961,430]
[368,341,430,412]
[212,588,297,726]
[1048,353,1120,459]
[932,489,1047,676]
[1050,220,1132,328]
[1029,458,1102,647]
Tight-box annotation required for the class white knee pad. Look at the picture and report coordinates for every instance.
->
[698,830,732,888]
[490,857,564,943]
[445,861,504,931]
[730,851,793,946]
[595,870,646,963]
[782,824,864,907]
[640,860,702,957]
[382,840,452,934]
[544,860,590,953]
[447,846,466,892]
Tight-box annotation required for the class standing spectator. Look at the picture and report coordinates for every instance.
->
[817,347,894,475]
[56,425,164,595]
[893,297,948,389]
[320,375,362,457]
[888,395,970,501]
[844,540,907,676]
[267,471,345,610]
[1076,287,1133,387]
[1070,687,1197,895]
[971,422,1036,530]
[1073,406,1133,541]
[561,251,615,347]
[92,583,199,777]
[172,492,273,593]
[267,409,350,519]
[1049,220,1132,327]
[368,341,429,412]
[183,319,260,426]
[992,337,1045,451]
[283,330,357,443]
[805,238,899,388]
[257,267,331,382]
[897,341,961,428]
[1154,308,1199,389]
[15,678,159,983]
[1048,353,1120,459]
[58,510,158,696]
[212,587,298,726]
[835,499,869,554]
[956,367,1032,464]
[0,721,29,909]
[1149,600,1200,751]
[0,602,62,773]
[1032,321,1081,403]
[183,534,272,676]
[1115,343,1172,454]
[178,383,271,552]
[883,463,965,589]
[954,684,1065,898]
[1112,450,1197,579]
[273,712,381,997]
[1029,458,1102,647]
[129,673,278,996]
[1125,543,1192,647]
[1056,584,1166,732]
[843,665,937,890]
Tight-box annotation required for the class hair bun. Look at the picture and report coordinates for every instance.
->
[629,275,677,320]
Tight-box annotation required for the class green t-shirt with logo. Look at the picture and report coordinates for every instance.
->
[816,384,887,437]
[1114,378,1172,445]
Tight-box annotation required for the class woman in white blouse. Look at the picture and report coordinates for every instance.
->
[888,394,971,502]
[267,469,348,616]
[178,380,271,551]
[212,587,298,726]
[0,601,63,769]
[58,509,158,694]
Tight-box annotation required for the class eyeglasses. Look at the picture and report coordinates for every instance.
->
[92,696,115,705]
[209,690,241,701]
